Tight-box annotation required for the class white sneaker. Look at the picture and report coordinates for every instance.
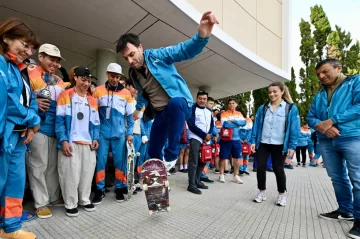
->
[164,159,177,171]
[219,174,226,183]
[232,175,244,184]
[254,192,266,203]
[277,195,287,207]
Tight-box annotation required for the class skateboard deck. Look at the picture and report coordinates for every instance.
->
[126,142,140,200]
[141,159,170,215]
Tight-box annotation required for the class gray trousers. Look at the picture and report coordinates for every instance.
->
[188,139,206,189]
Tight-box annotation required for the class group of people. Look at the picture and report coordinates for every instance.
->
[0,9,360,239]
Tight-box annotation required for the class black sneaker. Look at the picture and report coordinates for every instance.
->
[187,187,202,195]
[349,220,360,239]
[200,177,214,183]
[297,162,300,167]
[253,167,257,172]
[179,169,185,173]
[266,167,274,172]
[214,169,220,174]
[285,164,294,169]
[115,188,127,203]
[169,168,176,174]
[135,186,143,192]
[224,170,230,175]
[197,183,209,189]
[66,208,79,217]
[319,210,354,221]
[92,190,105,205]
[244,171,250,175]
[302,163,306,167]
[83,203,96,212]
[239,170,244,175]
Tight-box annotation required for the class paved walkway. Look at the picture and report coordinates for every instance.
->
[23,164,352,239]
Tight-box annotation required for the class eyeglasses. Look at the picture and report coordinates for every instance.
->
[20,40,36,55]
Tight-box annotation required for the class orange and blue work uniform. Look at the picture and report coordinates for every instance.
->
[27,65,65,209]
[0,53,40,233]
[93,82,134,192]
[219,110,246,159]
[240,118,253,172]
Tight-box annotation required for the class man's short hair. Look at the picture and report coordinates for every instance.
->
[315,58,342,70]
[116,33,141,53]
[227,98,236,104]
[208,97,215,102]
[197,90,208,97]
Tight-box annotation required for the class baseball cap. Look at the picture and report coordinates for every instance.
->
[107,63,122,74]
[74,66,92,77]
[39,43,65,61]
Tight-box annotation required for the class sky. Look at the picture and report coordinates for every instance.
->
[291,0,360,78]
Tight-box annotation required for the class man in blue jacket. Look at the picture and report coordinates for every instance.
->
[307,58,360,239]
[116,11,219,170]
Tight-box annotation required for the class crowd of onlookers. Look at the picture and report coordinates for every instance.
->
[1,11,360,239]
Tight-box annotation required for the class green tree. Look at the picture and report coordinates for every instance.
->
[252,87,269,114]
[217,92,251,116]
[310,5,332,61]
[285,67,299,104]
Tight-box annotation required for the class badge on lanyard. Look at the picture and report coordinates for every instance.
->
[106,107,111,119]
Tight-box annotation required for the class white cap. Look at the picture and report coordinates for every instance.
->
[39,43,65,61]
[107,63,122,75]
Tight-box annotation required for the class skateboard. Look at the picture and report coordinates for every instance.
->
[141,159,170,215]
[126,142,140,200]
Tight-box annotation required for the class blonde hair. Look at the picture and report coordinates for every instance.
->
[268,81,293,103]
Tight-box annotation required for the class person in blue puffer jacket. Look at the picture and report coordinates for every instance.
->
[116,12,219,172]
[295,124,312,167]
[0,18,41,239]
[251,81,300,207]
[307,58,360,237]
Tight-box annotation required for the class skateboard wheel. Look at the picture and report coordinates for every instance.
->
[143,184,148,191]
[164,180,169,187]
[166,207,171,212]
[148,210,153,216]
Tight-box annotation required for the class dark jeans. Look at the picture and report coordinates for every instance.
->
[296,146,307,164]
[257,143,287,193]
[148,97,192,162]
[188,139,206,189]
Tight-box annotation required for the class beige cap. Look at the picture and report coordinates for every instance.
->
[39,43,65,61]
[107,63,122,74]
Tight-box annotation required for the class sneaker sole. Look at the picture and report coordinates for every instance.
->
[254,197,266,203]
[219,180,226,183]
[116,199,125,203]
[348,233,360,239]
[318,214,354,221]
[84,208,96,212]
[37,214,52,219]
[66,212,79,217]
[233,180,244,184]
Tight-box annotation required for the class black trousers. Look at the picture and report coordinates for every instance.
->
[257,143,287,193]
[188,139,206,189]
[296,146,307,164]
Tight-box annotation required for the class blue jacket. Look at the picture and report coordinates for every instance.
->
[0,54,40,153]
[251,103,300,153]
[297,127,312,147]
[220,110,246,141]
[307,74,360,139]
[129,33,209,117]
[55,88,100,149]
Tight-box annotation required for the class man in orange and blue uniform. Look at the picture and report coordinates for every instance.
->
[27,44,66,219]
[92,63,134,204]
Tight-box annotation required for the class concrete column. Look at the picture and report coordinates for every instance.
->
[96,49,117,85]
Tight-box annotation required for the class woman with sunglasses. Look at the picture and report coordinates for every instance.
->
[0,18,40,239]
